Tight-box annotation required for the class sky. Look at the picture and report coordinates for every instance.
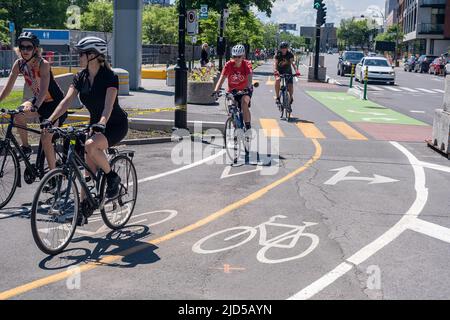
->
[168,0,387,28]
[257,0,386,27]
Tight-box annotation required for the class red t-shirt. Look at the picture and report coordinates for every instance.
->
[222,60,252,92]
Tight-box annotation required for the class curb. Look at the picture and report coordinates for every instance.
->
[347,87,364,99]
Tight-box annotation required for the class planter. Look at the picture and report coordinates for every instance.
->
[187,81,216,105]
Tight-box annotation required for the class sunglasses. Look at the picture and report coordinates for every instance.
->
[233,55,244,59]
[78,51,94,57]
[19,45,35,52]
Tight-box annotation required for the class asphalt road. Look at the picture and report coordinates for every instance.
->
[1,62,450,300]
[324,53,444,125]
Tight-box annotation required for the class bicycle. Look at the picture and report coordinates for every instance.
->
[193,215,319,264]
[0,107,65,209]
[217,83,259,164]
[30,126,138,255]
[276,74,297,121]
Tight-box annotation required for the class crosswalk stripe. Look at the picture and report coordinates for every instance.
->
[399,87,419,93]
[415,88,435,93]
[296,123,326,139]
[433,89,445,93]
[385,86,402,92]
[369,85,383,91]
[260,119,285,137]
[329,121,368,141]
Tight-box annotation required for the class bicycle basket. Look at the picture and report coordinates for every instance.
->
[0,115,8,139]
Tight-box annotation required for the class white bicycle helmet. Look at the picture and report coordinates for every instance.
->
[232,44,246,57]
[75,36,107,55]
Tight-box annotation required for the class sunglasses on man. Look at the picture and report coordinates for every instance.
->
[233,55,244,59]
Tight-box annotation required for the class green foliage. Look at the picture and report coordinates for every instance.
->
[262,23,278,49]
[142,5,178,45]
[188,0,276,17]
[279,31,305,49]
[80,0,113,33]
[375,23,404,43]
[188,66,219,82]
[337,18,371,49]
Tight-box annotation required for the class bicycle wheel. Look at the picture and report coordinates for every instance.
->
[31,168,80,255]
[192,226,257,254]
[101,155,138,230]
[224,117,242,163]
[282,90,290,119]
[0,144,20,209]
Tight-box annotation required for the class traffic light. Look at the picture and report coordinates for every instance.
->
[314,0,327,27]
[313,0,323,10]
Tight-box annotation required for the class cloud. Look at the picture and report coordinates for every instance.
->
[255,0,385,27]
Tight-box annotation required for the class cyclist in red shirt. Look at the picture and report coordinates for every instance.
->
[214,45,253,130]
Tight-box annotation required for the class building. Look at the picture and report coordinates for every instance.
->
[398,0,450,55]
[143,0,170,6]
[385,0,399,27]
[299,24,337,52]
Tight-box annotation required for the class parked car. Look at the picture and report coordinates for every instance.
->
[414,55,438,73]
[429,57,446,76]
[337,51,365,76]
[404,57,417,72]
[355,57,395,85]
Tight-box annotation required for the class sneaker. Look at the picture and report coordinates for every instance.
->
[105,171,121,199]
[20,145,32,159]
[43,177,57,193]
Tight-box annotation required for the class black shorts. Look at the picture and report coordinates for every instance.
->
[104,119,128,147]
[33,99,68,126]
[235,93,252,108]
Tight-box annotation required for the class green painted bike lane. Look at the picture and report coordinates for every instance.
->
[307,91,427,126]
[306,91,432,142]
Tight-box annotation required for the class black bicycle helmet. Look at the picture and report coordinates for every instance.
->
[18,32,40,47]
[279,42,289,49]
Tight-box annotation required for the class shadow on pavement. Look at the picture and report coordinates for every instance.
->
[38,225,160,271]
[137,89,175,97]
[0,206,31,220]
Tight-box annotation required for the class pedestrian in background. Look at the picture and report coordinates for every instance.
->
[201,43,209,67]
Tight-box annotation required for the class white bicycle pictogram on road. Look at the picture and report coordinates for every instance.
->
[192,215,319,264]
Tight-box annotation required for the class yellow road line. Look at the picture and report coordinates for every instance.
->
[297,123,326,139]
[329,121,368,141]
[0,139,322,300]
[266,76,275,86]
[260,119,285,137]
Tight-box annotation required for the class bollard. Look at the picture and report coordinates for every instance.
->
[350,64,355,88]
[363,66,369,100]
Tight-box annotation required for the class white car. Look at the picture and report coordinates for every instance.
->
[355,57,396,85]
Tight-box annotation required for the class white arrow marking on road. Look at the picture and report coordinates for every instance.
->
[324,166,399,186]
[221,165,263,179]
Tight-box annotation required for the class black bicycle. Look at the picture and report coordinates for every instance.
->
[0,107,64,209]
[277,74,297,121]
[30,126,138,255]
[219,84,259,163]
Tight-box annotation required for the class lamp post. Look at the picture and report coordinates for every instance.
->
[174,0,188,129]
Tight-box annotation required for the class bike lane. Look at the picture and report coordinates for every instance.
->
[2,62,450,300]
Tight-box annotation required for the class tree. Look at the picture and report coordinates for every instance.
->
[189,0,276,16]
[81,0,113,33]
[337,18,371,50]
[0,0,72,35]
[197,5,265,50]
[142,5,178,44]
[262,23,278,49]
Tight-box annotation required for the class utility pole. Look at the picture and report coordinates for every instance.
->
[174,0,188,129]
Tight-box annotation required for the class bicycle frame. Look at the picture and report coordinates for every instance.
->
[0,112,45,186]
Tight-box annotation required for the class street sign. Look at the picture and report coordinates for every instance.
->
[200,5,208,20]
[187,10,198,36]
[8,22,15,33]
[22,28,70,45]
[223,8,230,19]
